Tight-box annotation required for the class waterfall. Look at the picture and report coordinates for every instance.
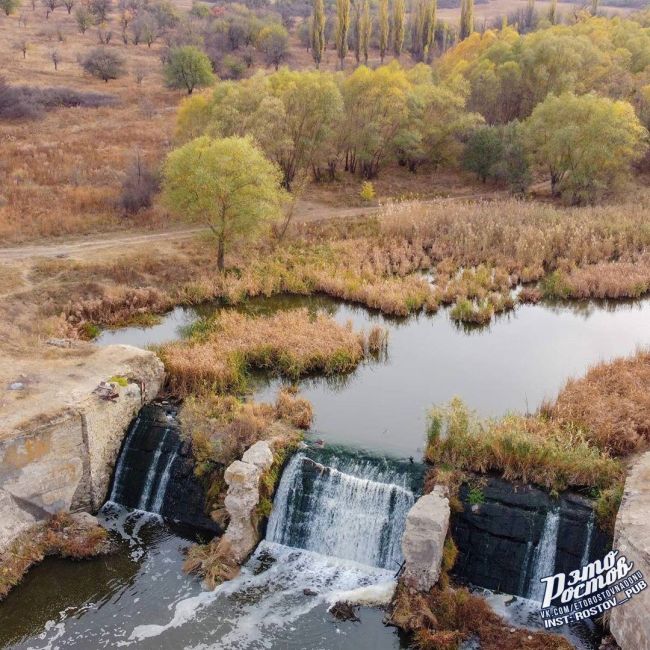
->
[137,427,170,510]
[150,446,179,514]
[527,509,560,601]
[581,511,595,567]
[109,415,141,503]
[266,451,415,570]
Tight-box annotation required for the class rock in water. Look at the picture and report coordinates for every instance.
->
[222,441,274,564]
[329,601,360,622]
[401,486,450,591]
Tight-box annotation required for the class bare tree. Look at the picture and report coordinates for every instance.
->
[62,0,73,13]
[41,0,59,19]
[18,11,28,26]
[15,39,29,58]
[97,24,112,44]
[50,48,61,70]
[89,0,111,22]
[133,64,147,85]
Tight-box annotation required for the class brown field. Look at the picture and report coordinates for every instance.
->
[436,0,633,24]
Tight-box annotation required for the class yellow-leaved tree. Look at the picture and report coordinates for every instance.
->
[525,92,648,203]
[163,136,286,270]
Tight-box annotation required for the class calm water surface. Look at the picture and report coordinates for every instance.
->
[99,295,650,459]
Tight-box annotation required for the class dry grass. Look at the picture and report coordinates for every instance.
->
[180,388,312,471]
[3,195,649,353]
[543,350,650,457]
[389,583,572,650]
[426,398,623,493]
[159,308,377,396]
[0,512,111,601]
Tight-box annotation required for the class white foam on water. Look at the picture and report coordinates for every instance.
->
[124,542,395,649]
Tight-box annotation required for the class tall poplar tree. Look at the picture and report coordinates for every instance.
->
[379,0,389,62]
[359,0,372,64]
[460,0,473,40]
[336,0,351,68]
[311,0,326,68]
[393,0,405,58]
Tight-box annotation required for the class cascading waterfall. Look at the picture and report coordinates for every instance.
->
[266,451,415,570]
[107,405,182,517]
[581,511,595,567]
[138,427,171,510]
[527,509,560,601]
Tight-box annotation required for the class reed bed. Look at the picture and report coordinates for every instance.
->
[543,350,650,456]
[426,398,623,493]
[161,309,377,396]
[20,197,650,344]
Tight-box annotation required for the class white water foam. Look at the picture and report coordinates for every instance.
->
[126,542,396,649]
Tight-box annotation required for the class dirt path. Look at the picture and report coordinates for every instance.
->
[0,194,502,262]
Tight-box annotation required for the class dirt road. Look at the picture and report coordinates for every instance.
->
[0,194,502,262]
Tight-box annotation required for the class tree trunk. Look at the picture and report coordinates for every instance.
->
[217,237,225,271]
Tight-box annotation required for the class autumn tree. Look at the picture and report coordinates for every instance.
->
[460,0,473,40]
[311,0,325,68]
[74,5,92,33]
[335,0,350,68]
[164,46,215,94]
[525,92,647,203]
[257,24,289,70]
[163,136,285,270]
[393,0,405,58]
[378,0,389,62]
[411,0,435,62]
[359,0,371,65]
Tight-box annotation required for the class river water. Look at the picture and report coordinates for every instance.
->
[1,296,648,649]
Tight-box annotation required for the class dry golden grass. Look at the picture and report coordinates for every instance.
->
[0,512,111,601]
[0,6,179,242]
[389,582,572,650]
[426,398,623,493]
[544,350,650,456]
[158,308,378,396]
[180,388,311,470]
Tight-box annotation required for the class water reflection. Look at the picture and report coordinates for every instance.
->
[96,294,650,460]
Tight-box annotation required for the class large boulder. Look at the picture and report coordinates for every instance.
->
[402,486,450,591]
[0,345,164,551]
[610,452,650,650]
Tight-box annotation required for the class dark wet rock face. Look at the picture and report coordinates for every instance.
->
[451,477,610,597]
[108,404,220,537]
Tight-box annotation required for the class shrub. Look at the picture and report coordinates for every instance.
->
[119,152,160,215]
[359,180,375,202]
[80,47,126,82]
[0,77,115,120]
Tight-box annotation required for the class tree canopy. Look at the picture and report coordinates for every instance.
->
[525,92,647,203]
[162,136,285,269]
[164,46,215,94]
